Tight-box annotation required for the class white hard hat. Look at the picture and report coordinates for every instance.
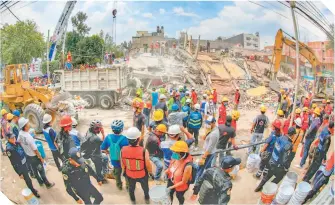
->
[18,117,29,130]
[192,87,195,90]
[185,91,190,95]
[42,114,52,124]
[125,127,141,140]
[294,118,302,127]
[186,99,192,103]
[167,124,181,135]
[194,104,200,110]
[203,94,207,98]
[71,117,78,126]
[159,94,167,100]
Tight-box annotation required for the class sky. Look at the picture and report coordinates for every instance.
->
[1,1,334,49]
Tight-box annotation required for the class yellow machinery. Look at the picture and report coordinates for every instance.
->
[1,64,55,132]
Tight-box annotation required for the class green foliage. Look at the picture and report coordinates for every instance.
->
[1,20,45,64]
[71,11,91,36]
[326,24,334,50]
[74,34,104,65]
[41,60,60,74]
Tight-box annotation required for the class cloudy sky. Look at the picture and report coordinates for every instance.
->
[1,1,334,48]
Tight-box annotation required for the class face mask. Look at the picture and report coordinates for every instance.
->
[171,152,181,160]
[224,103,228,106]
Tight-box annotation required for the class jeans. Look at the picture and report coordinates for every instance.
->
[1,139,5,153]
[196,154,214,181]
[248,133,264,154]
[300,137,314,167]
[144,114,150,128]
[303,151,323,182]
[188,128,200,147]
[27,155,51,186]
[167,179,187,205]
[76,183,103,204]
[150,156,163,180]
[91,155,104,182]
[51,150,63,171]
[101,153,109,175]
[127,175,149,202]
[113,167,124,189]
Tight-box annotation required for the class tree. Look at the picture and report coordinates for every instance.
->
[74,34,104,65]
[216,36,223,41]
[41,60,60,74]
[326,24,334,50]
[1,20,45,64]
[71,11,91,36]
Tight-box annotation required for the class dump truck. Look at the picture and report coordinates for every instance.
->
[53,64,129,109]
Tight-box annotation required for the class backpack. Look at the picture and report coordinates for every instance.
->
[109,136,124,161]
[198,170,218,204]
[186,162,198,184]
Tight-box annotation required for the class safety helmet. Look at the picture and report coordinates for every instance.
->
[236,87,239,90]
[260,105,267,112]
[125,127,141,140]
[186,99,192,104]
[18,117,29,130]
[322,99,327,104]
[185,91,190,96]
[170,141,189,153]
[42,114,52,124]
[231,110,240,120]
[134,101,144,109]
[156,124,167,133]
[159,94,167,100]
[111,120,124,132]
[277,110,284,116]
[294,118,302,127]
[167,124,181,135]
[314,107,321,116]
[303,107,308,112]
[222,96,229,102]
[71,117,78,126]
[327,100,331,103]
[295,108,301,114]
[194,104,200,110]
[90,120,102,129]
[288,127,297,136]
[280,89,285,94]
[6,113,14,121]
[203,94,207,99]
[283,95,287,98]
[12,110,20,117]
[175,92,180,97]
[191,87,195,90]
[60,115,73,127]
[206,90,211,95]
[136,91,141,96]
[312,103,317,109]
[1,109,8,116]
[171,104,179,111]
[209,95,214,99]
[153,109,164,121]
[272,119,281,129]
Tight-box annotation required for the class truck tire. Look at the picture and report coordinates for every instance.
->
[83,94,96,109]
[23,104,45,133]
[99,94,114,109]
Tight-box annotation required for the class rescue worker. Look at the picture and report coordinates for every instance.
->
[218,97,228,125]
[212,88,218,110]
[297,107,322,168]
[324,100,333,115]
[255,127,296,192]
[191,87,198,105]
[197,116,219,179]
[150,88,159,108]
[1,109,9,155]
[180,91,190,107]
[234,88,240,110]
[200,94,208,118]
[136,85,144,99]
[191,156,241,204]
[301,107,310,140]
[10,110,20,139]
[249,105,269,154]
[155,94,168,121]
[62,147,103,204]
[187,104,202,149]
[231,110,240,131]
[148,109,168,134]
[158,85,167,95]
[69,117,82,150]
[56,115,76,159]
[6,132,40,198]
[145,124,166,183]
[287,118,303,167]
[101,120,129,190]
[121,127,153,204]
[81,120,106,183]
[276,110,285,134]
[303,96,310,108]
[160,125,194,168]
[280,95,288,117]
[302,121,333,182]
[181,99,192,128]
[17,117,55,188]
[168,92,181,112]
[166,141,193,205]
[132,91,143,106]
[168,104,188,127]
[283,108,300,135]
[255,119,282,178]
[207,95,216,118]
[42,114,63,171]
[277,89,284,112]
[143,101,152,128]
[133,101,145,145]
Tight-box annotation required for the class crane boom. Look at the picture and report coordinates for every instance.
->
[48,1,76,61]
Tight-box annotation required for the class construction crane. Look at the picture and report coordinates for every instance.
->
[48,1,76,61]
[111,1,117,44]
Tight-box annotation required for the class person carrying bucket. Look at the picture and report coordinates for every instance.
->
[255,127,296,192]
[191,156,241,204]
[166,141,194,205]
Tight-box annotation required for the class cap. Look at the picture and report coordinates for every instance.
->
[226,115,232,123]
[220,156,241,169]
[68,147,85,164]
[6,132,16,139]
[205,116,216,124]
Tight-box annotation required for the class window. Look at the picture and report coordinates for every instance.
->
[253,38,258,41]
[254,44,258,47]
[246,37,251,40]
[247,43,251,46]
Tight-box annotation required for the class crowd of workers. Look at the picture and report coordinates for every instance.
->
[0,84,334,204]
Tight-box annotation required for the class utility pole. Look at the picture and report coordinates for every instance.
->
[62,25,68,69]
[47,30,50,83]
[289,1,300,127]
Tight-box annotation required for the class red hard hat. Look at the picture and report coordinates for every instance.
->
[135,101,144,109]
[272,119,282,129]
[175,92,180,97]
[60,115,72,127]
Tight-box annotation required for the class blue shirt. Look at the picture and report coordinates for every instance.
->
[101,134,129,168]
[265,131,278,153]
[43,126,57,151]
[151,92,159,107]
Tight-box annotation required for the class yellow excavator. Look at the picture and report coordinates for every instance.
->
[1,64,58,132]
[270,29,333,100]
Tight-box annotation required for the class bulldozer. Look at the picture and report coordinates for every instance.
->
[1,64,61,132]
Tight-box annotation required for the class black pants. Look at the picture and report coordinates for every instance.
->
[21,163,38,195]
[287,152,296,168]
[91,155,104,182]
[259,151,271,172]
[188,128,199,147]
[167,180,187,205]
[303,151,323,182]
[127,175,149,202]
[257,165,287,189]
[51,150,63,171]
[27,156,51,186]
[76,183,103,204]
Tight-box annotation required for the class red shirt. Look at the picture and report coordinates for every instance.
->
[234,91,240,104]
[213,91,218,103]
[191,91,198,104]
[325,152,334,172]
[301,113,309,131]
[218,104,227,125]
[303,99,310,108]
[325,104,333,115]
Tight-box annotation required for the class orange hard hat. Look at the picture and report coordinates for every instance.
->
[134,101,144,109]
[60,115,72,127]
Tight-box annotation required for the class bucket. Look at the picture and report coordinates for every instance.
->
[275,184,294,204]
[261,182,277,204]
[230,165,240,180]
[279,171,298,189]
[22,188,39,205]
[149,185,170,205]
[35,141,46,159]
[288,181,311,205]
[246,154,261,173]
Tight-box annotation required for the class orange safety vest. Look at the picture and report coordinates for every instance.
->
[325,152,334,172]
[121,146,146,179]
[166,155,193,192]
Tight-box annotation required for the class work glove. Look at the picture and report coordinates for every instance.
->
[233,145,239,150]
[198,158,206,166]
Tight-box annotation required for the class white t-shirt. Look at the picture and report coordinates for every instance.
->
[17,130,37,157]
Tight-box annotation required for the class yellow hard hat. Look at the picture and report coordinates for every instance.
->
[1,109,8,116]
[280,89,285,94]
[295,108,301,114]
[260,105,267,112]
[206,90,211,95]
[170,141,189,153]
[209,95,214,99]
[156,124,167,133]
[283,95,287,98]
[303,107,308,112]
[232,110,240,120]
[6,113,14,121]
[312,103,317,109]
[136,91,141,96]
[213,88,216,90]
[153,109,164,121]
[327,100,331,103]
[314,107,321,115]
[277,110,284,116]
[222,96,229,102]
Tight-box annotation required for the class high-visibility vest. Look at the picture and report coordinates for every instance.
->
[121,146,146,179]
[166,155,193,192]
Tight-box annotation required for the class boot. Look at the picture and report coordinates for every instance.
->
[254,184,263,192]
[255,170,262,179]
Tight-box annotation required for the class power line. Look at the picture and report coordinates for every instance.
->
[249,1,288,19]
[3,1,21,22]
[0,1,19,13]
[306,1,332,26]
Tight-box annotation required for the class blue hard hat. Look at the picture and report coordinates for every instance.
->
[12,110,20,117]
[111,120,124,132]
[171,104,179,111]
